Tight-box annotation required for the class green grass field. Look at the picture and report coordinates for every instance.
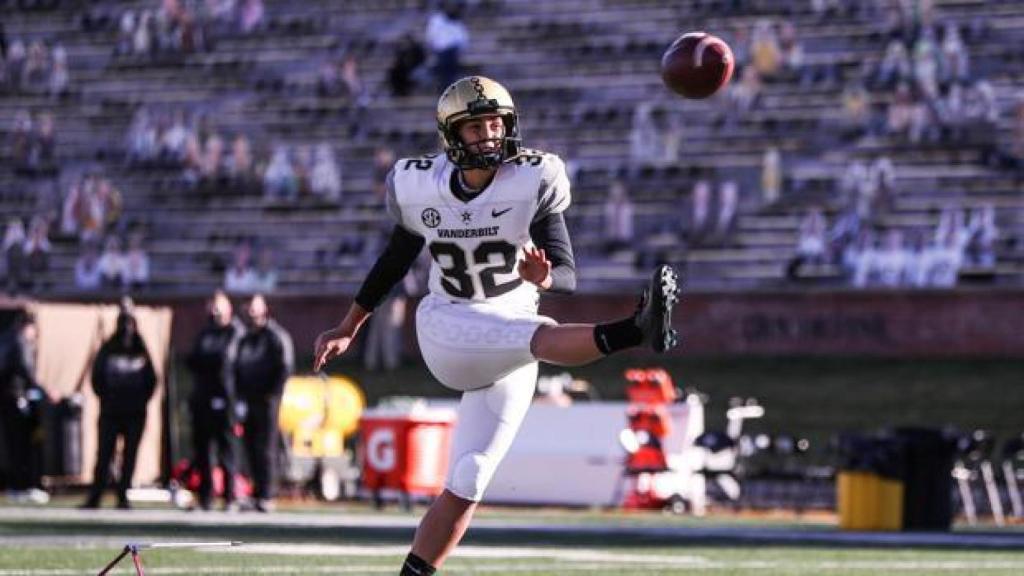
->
[2,503,1023,575]
[3,543,1024,575]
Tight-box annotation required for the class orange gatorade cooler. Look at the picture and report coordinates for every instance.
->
[359,404,456,508]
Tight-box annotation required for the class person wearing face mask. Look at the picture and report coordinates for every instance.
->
[186,290,243,512]
[81,298,157,510]
[225,294,293,512]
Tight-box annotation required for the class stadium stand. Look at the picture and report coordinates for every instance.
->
[2,0,1024,296]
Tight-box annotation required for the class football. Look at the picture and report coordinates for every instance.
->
[660,31,734,99]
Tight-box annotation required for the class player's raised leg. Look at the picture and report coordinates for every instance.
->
[530,264,681,364]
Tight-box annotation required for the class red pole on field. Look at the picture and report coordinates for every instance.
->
[130,546,145,576]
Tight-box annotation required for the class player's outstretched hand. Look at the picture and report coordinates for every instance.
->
[313,326,354,372]
[518,246,552,289]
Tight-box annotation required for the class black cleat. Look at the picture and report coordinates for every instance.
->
[635,265,681,353]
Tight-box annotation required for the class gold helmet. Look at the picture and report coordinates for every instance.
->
[436,76,521,170]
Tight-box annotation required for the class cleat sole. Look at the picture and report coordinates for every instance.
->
[650,265,682,353]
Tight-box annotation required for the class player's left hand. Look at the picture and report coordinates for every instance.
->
[518,246,552,289]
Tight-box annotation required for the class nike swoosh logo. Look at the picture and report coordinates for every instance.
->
[492,207,513,218]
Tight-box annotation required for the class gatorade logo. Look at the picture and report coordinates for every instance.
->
[367,428,396,472]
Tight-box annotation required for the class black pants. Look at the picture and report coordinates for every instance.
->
[0,400,32,491]
[191,403,237,507]
[241,397,280,500]
[87,412,146,505]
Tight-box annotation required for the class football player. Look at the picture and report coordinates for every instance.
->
[314,76,680,576]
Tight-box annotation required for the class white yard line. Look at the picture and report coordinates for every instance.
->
[220,542,712,565]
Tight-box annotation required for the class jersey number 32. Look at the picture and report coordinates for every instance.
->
[430,240,522,299]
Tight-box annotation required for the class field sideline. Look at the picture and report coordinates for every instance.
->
[1,505,1023,575]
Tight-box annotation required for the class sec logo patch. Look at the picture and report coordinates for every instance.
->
[422,208,441,228]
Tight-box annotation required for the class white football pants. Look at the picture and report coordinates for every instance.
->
[415,293,554,501]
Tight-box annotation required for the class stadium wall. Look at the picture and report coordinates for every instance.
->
[162,289,1024,359]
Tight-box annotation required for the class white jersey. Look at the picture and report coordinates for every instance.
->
[386,149,571,312]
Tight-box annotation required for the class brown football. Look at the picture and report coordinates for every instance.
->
[660,32,734,99]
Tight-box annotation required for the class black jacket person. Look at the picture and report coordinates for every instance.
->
[82,303,157,509]
[0,311,44,494]
[186,291,243,510]
[227,294,292,511]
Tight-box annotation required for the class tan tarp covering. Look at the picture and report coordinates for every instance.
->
[30,302,172,486]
